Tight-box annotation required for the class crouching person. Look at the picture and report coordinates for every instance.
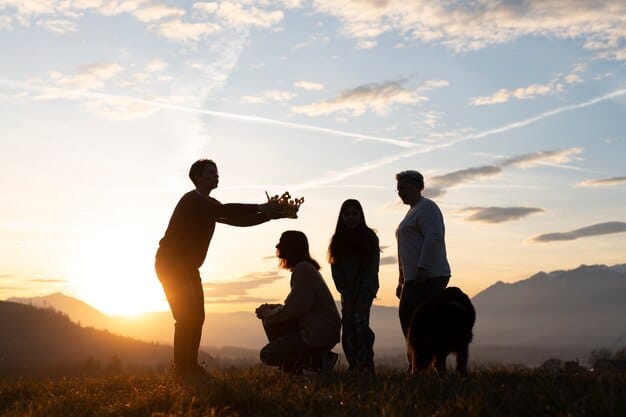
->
[256,230,341,374]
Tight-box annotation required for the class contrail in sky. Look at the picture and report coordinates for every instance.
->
[0,78,416,148]
[290,88,626,189]
[2,79,624,188]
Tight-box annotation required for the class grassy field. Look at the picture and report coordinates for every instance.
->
[1,367,624,417]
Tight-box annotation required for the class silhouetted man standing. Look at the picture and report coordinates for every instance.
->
[156,159,288,375]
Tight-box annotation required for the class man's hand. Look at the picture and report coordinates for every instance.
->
[395,283,403,299]
[258,202,291,220]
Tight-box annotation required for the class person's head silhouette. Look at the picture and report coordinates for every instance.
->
[276,230,320,270]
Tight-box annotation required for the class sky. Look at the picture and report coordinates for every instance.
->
[1,0,625,316]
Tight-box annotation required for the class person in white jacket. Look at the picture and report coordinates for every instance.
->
[395,170,451,338]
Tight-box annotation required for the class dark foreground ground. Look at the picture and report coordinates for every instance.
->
[1,367,624,417]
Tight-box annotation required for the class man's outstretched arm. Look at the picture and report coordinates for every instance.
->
[216,201,288,225]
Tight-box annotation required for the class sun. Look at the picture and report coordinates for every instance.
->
[68,231,168,316]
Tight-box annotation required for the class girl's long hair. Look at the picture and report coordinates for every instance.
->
[277,230,321,271]
[327,199,380,265]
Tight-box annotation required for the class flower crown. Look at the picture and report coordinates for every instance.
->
[265,191,304,218]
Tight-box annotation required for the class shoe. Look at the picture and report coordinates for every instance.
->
[319,351,339,374]
[173,364,212,383]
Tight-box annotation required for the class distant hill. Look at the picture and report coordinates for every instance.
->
[0,301,211,374]
[472,264,626,348]
[6,263,625,367]
[8,292,111,329]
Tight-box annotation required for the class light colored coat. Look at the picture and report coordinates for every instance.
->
[396,197,451,283]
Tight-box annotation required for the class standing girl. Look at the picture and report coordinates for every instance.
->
[328,199,380,372]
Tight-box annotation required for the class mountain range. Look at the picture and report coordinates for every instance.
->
[6,263,626,367]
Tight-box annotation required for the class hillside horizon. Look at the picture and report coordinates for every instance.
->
[6,262,626,368]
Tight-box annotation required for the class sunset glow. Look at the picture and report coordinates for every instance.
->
[1,1,625,317]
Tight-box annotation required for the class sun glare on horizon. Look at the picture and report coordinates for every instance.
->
[68,232,169,317]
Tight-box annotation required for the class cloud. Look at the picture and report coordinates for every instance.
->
[264,90,296,102]
[28,62,125,100]
[417,80,449,91]
[292,33,331,49]
[500,148,584,169]
[294,80,325,91]
[193,1,284,29]
[242,89,296,104]
[144,58,168,73]
[35,18,77,34]
[531,221,626,243]
[310,1,626,54]
[203,271,283,298]
[29,278,67,283]
[291,79,431,117]
[192,2,218,15]
[460,207,544,223]
[82,95,161,120]
[564,62,587,84]
[417,111,443,129]
[0,15,12,30]
[132,4,185,22]
[149,19,221,41]
[357,40,377,49]
[424,147,583,197]
[593,72,614,81]
[470,83,557,106]
[469,62,588,106]
[576,176,626,187]
[430,165,502,190]
[0,286,26,290]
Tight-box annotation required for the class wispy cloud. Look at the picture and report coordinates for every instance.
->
[531,221,626,242]
[0,16,12,30]
[132,4,185,22]
[288,89,624,190]
[0,0,282,42]
[292,79,446,117]
[460,207,544,223]
[470,82,558,106]
[3,62,175,120]
[1,77,420,147]
[292,33,331,49]
[242,90,296,104]
[576,176,626,187]
[149,19,221,42]
[500,148,584,169]
[311,1,626,56]
[593,72,614,81]
[144,59,168,73]
[29,278,67,283]
[424,147,583,197]
[193,1,284,29]
[294,80,325,91]
[469,63,587,106]
[35,18,77,34]
[203,271,284,298]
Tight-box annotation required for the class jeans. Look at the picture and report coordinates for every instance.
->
[341,297,375,371]
[398,276,450,338]
[155,259,205,372]
[260,321,331,373]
